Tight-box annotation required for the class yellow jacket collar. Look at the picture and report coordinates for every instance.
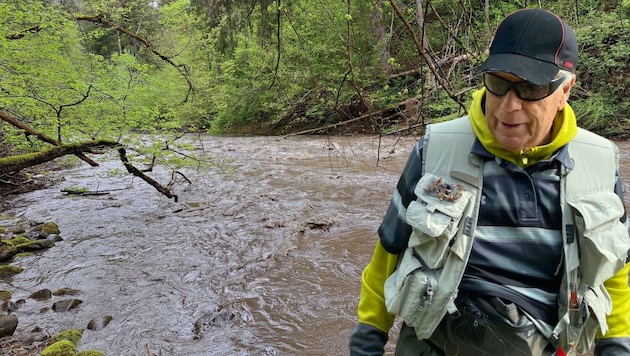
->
[469,88,578,168]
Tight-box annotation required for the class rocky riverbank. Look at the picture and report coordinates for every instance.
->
[0,216,104,356]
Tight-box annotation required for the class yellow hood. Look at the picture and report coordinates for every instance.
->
[469,88,578,167]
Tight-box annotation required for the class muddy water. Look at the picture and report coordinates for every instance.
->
[2,135,417,355]
[3,136,630,356]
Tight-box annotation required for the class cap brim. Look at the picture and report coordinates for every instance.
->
[476,53,559,85]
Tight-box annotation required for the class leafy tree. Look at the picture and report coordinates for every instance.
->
[3,0,630,195]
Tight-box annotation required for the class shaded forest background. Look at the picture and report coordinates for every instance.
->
[1,0,630,192]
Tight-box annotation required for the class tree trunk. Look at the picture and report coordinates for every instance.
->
[372,0,391,76]
[415,0,429,52]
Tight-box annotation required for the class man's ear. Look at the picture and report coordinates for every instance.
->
[558,76,576,111]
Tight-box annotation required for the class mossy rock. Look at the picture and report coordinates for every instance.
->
[0,290,12,301]
[77,351,105,356]
[41,340,77,356]
[0,245,18,262]
[8,226,25,234]
[0,265,24,278]
[42,221,61,235]
[55,328,83,345]
[2,237,30,246]
[15,239,55,252]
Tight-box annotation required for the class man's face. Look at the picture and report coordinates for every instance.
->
[484,72,574,153]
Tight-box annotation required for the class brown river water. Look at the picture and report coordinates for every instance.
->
[2,135,630,355]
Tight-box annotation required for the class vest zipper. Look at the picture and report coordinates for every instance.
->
[411,249,437,308]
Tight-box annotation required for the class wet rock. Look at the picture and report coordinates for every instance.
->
[41,221,60,236]
[0,314,18,337]
[2,300,19,312]
[0,290,12,301]
[264,219,285,228]
[0,265,24,278]
[2,237,29,246]
[296,214,338,233]
[0,245,18,262]
[15,239,55,252]
[0,329,50,352]
[55,328,83,345]
[30,289,52,301]
[193,307,236,340]
[52,288,81,296]
[8,226,25,235]
[52,299,82,312]
[41,339,76,356]
[87,315,113,331]
[46,234,63,242]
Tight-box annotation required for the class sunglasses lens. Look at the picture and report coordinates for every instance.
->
[483,74,511,96]
[517,82,550,101]
[483,73,563,101]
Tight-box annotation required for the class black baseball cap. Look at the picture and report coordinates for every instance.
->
[476,9,578,85]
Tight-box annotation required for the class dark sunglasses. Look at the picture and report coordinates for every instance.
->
[483,73,566,101]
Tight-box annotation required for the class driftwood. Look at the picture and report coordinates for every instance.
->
[61,187,111,196]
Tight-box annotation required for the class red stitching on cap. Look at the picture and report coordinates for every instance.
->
[552,13,565,66]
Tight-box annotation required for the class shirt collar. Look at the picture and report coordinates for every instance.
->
[471,138,574,169]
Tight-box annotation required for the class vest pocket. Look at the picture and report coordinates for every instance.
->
[577,285,612,352]
[568,191,630,286]
[384,247,438,326]
[406,173,472,268]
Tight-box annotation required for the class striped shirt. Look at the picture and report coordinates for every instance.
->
[379,137,626,327]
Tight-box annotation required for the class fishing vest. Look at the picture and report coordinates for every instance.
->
[384,116,630,354]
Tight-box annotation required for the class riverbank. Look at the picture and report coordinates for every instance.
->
[0,216,107,355]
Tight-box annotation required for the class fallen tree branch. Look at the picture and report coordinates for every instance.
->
[117,148,178,201]
[286,106,391,136]
[0,110,99,167]
[287,97,425,136]
[61,187,110,196]
[0,140,119,174]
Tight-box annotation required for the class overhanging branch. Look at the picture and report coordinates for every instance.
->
[73,14,193,103]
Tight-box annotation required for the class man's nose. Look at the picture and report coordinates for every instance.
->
[500,89,523,111]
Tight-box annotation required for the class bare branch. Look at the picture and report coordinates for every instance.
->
[388,0,468,114]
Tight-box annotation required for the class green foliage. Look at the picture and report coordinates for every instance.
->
[571,93,630,137]
[1,0,630,152]
[573,13,630,136]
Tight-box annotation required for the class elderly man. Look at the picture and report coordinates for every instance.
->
[349,8,630,356]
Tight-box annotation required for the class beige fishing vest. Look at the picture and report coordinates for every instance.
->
[384,116,630,354]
